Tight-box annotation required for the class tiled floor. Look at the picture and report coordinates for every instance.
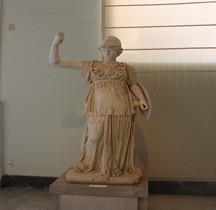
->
[149,194,216,210]
[0,187,216,210]
[0,187,52,210]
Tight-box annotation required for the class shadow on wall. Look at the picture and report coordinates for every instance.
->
[135,118,149,173]
[133,62,216,179]
[62,109,85,129]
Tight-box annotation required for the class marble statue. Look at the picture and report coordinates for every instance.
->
[48,32,152,185]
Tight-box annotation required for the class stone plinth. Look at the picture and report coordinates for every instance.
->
[49,169,148,210]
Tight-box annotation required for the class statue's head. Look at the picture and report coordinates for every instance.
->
[98,36,123,57]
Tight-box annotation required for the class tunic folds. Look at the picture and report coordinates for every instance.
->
[74,61,141,176]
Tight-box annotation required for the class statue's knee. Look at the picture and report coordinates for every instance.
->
[88,131,103,142]
[87,117,104,142]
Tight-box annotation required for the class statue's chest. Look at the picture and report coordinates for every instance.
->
[90,62,127,81]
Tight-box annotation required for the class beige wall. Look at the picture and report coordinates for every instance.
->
[134,64,216,180]
[103,0,216,180]
[0,0,3,179]
[0,103,3,178]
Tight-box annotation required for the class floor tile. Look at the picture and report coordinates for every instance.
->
[1,187,216,210]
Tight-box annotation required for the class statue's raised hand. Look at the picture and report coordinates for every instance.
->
[53,31,65,46]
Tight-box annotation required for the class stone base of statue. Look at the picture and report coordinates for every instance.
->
[65,167,143,185]
[49,168,148,210]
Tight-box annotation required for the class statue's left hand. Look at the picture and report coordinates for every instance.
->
[140,99,149,110]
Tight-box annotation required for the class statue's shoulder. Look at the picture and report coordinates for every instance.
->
[91,60,100,66]
[123,63,136,75]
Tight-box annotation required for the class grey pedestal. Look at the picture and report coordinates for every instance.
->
[49,169,148,210]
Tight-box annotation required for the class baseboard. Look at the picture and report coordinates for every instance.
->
[2,175,216,195]
[2,175,57,189]
[149,180,216,195]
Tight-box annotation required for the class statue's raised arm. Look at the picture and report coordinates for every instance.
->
[48,31,82,69]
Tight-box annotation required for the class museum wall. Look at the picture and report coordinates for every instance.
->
[0,0,101,177]
[0,103,2,179]
[0,0,216,180]
[0,0,3,180]
[103,0,216,180]
[134,66,216,180]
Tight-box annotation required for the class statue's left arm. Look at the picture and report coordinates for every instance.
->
[126,65,150,110]
[130,84,149,110]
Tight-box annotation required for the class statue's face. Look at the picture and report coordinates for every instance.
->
[99,47,118,61]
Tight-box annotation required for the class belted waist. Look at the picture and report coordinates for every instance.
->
[93,79,125,85]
